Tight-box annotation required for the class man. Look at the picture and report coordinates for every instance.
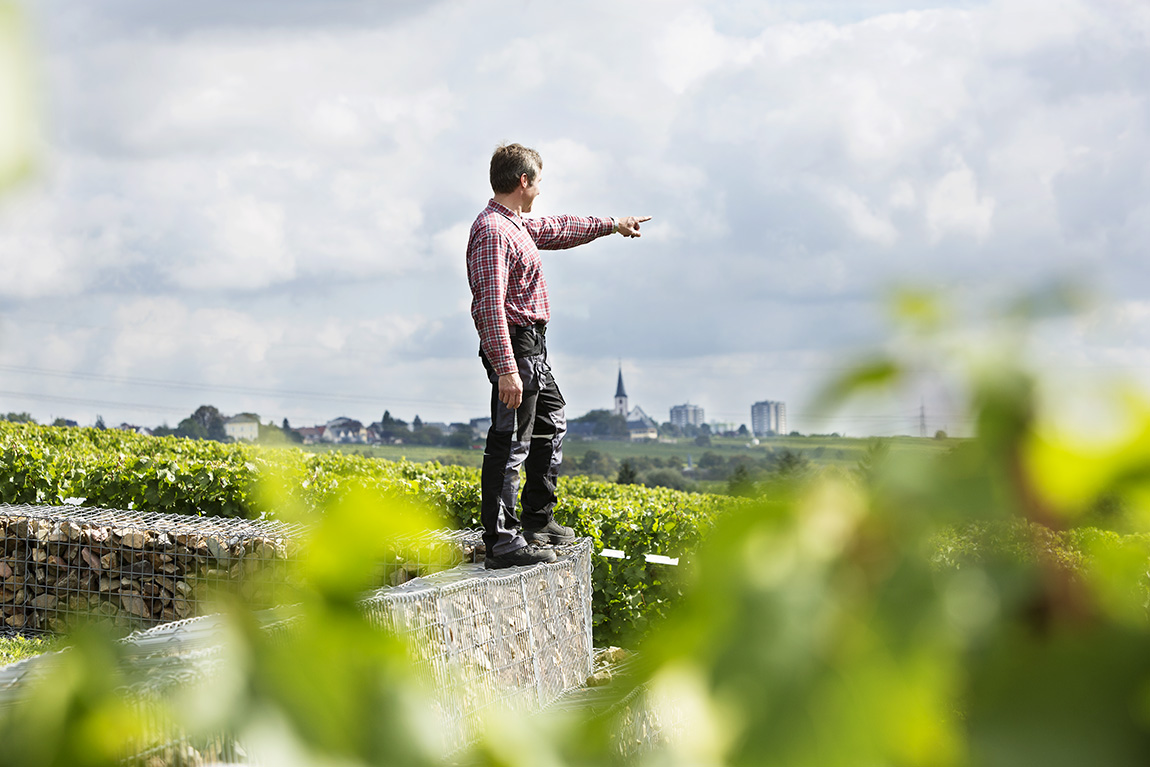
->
[467,143,650,569]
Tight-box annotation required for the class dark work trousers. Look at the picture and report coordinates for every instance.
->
[480,326,567,557]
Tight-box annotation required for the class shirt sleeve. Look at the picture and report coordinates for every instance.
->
[523,214,614,250]
[467,225,517,376]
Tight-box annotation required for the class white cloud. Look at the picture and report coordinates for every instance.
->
[534,139,610,213]
[981,0,1094,56]
[0,197,81,297]
[170,196,292,290]
[306,98,370,148]
[108,299,283,373]
[432,220,471,282]
[926,158,996,244]
[476,37,551,92]
[822,184,899,246]
[1,0,1147,433]
[762,21,841,64]
[889,180,916,210]
[655,8,764,93]
[0,182,138,298]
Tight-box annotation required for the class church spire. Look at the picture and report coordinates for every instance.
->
[614,364,628,417]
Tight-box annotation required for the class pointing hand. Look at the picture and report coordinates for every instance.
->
[615,216,652,238]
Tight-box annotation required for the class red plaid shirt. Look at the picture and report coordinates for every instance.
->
[467,199,614,376]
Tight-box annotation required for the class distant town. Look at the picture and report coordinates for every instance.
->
[1,367,793,448]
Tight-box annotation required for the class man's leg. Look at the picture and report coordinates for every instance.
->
[520,348,574,545]
[480,349,551,557]
[520,378,567,534]
[480,389,538,556]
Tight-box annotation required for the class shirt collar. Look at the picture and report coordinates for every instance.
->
[487,199,525,229]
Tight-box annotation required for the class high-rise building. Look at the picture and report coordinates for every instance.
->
[669,403,704,428]
[751,400,787,436]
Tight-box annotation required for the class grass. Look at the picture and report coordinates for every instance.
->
[0,634,58,667]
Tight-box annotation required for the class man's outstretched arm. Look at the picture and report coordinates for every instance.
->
[526,214,653,250]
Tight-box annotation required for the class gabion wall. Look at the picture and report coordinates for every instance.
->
[115,543,593,762]
[0,504,482,634]
[373,527,484,588]
[0,510,595,764]
[0,614,246,766]
[362,539,594,753]
[114,540,592,762]
[0,504,306,632]
[120,616,247,766]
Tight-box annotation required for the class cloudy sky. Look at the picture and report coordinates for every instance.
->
[0,0,1147,436]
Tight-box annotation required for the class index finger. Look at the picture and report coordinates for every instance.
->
[636,216,652,223]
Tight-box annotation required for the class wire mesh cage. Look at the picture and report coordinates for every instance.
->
[549,648,688,760]
[0,504,306,633]
[0,521,595,764]
[372,526,485,588]
[0,614,249,766]
[119,616,249,767]
[361,537,594,754]
[118,538,592,762]
[0,504,487,635]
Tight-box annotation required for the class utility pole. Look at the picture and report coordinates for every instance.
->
[919,400,927,439]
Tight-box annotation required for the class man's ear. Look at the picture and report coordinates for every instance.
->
[519,173,530,189]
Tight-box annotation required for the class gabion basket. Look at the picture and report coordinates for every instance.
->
[0,504,595,764]
[0,504,489,634]
[0,504,305,632]
[362,538,594,753]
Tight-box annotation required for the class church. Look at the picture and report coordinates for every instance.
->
[614,367,659,441]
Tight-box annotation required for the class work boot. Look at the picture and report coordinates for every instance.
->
[484,544,558,570]
[523,519,576,546]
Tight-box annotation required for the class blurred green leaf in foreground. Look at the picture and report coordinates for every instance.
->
[0,0,37,190]
[604,285,1150,767]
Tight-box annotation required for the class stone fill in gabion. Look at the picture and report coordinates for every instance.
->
[0,504,486,635]
[362,539,594,753]
[0,504,306,632]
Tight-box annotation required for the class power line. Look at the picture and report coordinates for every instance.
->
[0,317,940,375]
[0,316,438,365]
[0,389,189,415]
[0,363,475,409]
